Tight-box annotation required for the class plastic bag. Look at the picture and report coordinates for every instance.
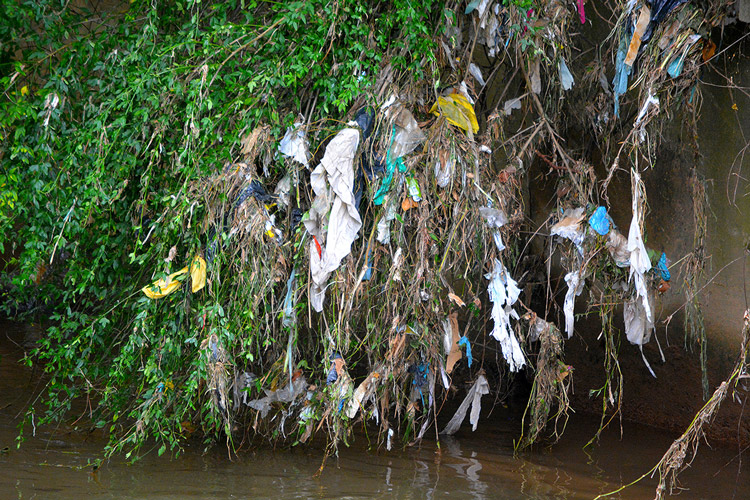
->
[430,93,479,134]
[559,58,575,91]
[142,255,206,299]
[440,374,489,435]
[588,206,612,235]
[278,121,310,167]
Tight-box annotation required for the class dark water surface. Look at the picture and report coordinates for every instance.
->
[1,320,748,500]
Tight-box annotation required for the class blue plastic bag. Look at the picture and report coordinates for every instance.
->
[588,206,612,235]
[656,252,671,281]
[458,336,473,367]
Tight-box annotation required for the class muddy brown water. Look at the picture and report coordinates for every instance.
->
[1,320,748,500]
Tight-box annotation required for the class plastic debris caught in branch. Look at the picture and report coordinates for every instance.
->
[485,259,525,371]
[443,313,463,374]
[625,6,651,66]
[304,128,362,312]
[440,374,489,435]
[551,207,586,252]
[458,336,473,367]
[430,93,479,134]
[627,170,652,327]
[142,255,207,299]
[588,206,612,236]
[278,121,310,167]
[559,58,575,91]
[563,271,584,338]
[624,297,657,377]
[373,105,423,206]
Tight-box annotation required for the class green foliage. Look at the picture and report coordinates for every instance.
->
[1,0,444,458]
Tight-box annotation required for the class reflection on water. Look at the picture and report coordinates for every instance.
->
[1,319,748,499]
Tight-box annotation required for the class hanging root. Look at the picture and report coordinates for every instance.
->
[517,314,572,449]
[684,170,709,399]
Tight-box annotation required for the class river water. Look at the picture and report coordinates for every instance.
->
[1,320,748,499]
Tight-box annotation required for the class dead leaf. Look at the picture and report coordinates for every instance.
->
[445,312,462,374]
[702,39,716,62]
[401,197,419,211]
[448,292,465,307]
[165,245,177,263]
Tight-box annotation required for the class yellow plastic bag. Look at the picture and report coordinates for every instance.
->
[429,93,479,134]
[142,255,206,299]
[190,256,207,293]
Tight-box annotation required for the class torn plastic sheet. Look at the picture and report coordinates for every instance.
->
[440,374,489,435]
[551,207,586,251]
[656,252,671,281]
[278,121,310,167]
[434,150,455,188]
[625,6,651,66]
[246,376,308,418]
[281,268,296,329]
[643,0,689,44]
[430,93,479,134]
[530,58,541,94]
[465,0,488,14]
[346,369,382,419]
[305,128,362,312]
[588,206,612,236]
[564,271,584,338]
[232,371,257,411]
[634,93,660,130]
[527,313,554,342]
[409,363,431,406]
[389,105,426,160]
[503,97,522,116]
[667,34,701,78]
[469,63,485,86]
[392,247,404,282]
[480,207,508,252]
[492,231,506,252]
[274,175,291,208]
[606,229,630,267]
[577,0,586,23]
[458,336,473,367]
[559,58,575,91]
[485,259,525,372]
[142,255,206,299]
[628,170,653,325]
[326,353,344,384]
[479,207,508,228]
[444,313,462,374]
[613,30,633,118]
[376,193,399,244]
[624,297,656,377]
[740,0,750,23]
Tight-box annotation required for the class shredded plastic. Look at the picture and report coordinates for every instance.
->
[486,259,525,371]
